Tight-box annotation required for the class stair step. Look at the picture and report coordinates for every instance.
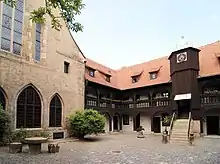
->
[170,141,189,144]
[171,136,188,140]
[170,138,188,142]
[172,131,188,133]
[171,134,188,137]
[176,119,189,121]
[170,118,190,145]
[172,129,188,134]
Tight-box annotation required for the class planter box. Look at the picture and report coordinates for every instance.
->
[137,131,145,138]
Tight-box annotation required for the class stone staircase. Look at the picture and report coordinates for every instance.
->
[170,119,189,144]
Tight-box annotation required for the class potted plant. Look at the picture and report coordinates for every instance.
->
[136,126,145,138]
[162,116,171,133]
[189,133,195,146]
[162,116,171,143]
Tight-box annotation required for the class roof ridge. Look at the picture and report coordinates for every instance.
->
[86,58,116,71]
[198,40,220,49]
[86,40,220,73]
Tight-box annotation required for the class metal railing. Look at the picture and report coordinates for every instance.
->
[188,112,192,140]
[168,112,176,139]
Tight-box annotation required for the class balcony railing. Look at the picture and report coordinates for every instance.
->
[85,96,171,109]
[87,94,220,109]
[201,94,220,105]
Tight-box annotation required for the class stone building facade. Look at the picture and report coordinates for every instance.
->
[0,0,85,137]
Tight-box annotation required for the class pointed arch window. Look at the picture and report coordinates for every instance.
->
[49,95,62,127]
[0,88,6,110]
[16,86,41,128]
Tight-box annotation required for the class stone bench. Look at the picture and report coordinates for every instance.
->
[25,137,48,154]
[9,142,22,154]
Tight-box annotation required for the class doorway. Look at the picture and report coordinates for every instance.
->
[136,113,140,129]
[207,116,219,135]
[113,116,119,131]
[177,100,190,119]
[133,113,140,131]
[153,117,161,133]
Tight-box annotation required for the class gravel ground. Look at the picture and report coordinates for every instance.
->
[0,133,220,164]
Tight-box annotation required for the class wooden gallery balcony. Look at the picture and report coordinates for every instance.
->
[85,96,171,110]
[201,94,220,106]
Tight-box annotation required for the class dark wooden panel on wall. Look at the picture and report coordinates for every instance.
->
[169,47,200,75]
[169,47,201,111]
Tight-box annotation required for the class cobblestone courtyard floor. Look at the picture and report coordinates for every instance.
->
[0,133,220,164]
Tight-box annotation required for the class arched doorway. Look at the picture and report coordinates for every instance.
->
[16,85,42,128]
[104,112,111,132]
[133,113,140,131]
[49,94,62,127]
[113,113,120,131]
[0,88,6,110]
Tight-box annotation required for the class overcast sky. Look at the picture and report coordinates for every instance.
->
[72,0,220,69]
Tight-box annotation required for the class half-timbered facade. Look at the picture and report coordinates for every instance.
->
[85,41,220,136]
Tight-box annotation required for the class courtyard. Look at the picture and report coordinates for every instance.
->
[0,133,220,164]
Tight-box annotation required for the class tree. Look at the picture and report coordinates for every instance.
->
[1,0,85,32]
[69,109,106,138]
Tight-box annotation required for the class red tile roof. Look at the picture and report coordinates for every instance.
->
[85,41,220,90]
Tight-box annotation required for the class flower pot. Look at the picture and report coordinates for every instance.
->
[137,130,145,138]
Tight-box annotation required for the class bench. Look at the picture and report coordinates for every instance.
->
[24,137,48,154]
[9,142,22,154]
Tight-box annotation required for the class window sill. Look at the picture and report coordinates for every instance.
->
[15,128,43,131]
[0,49,23,58]
[33,59,41,64]
[48,127,63,130]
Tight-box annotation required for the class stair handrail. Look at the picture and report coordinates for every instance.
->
[188,112,192,139]
[169,112,176,139]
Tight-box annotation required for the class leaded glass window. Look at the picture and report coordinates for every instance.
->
[13,0,24,55]
[35,24,41,61]
[49,95,62,127]
[0,0,24,55]
[16,86,41,128]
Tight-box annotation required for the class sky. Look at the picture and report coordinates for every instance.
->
[72,0,220,69]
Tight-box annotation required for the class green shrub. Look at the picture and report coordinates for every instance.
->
[69,109,106,138]
[162,115,172,126]
[0,104,10,145]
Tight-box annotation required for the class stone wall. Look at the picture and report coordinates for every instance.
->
[0,0,85,133]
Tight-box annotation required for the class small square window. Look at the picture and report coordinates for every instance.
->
[132,77,138,83]
[89,70,95,77]
[123,115,129,125]
[106,75,110,82]
[64,61,69,73]
[150,72,157,80]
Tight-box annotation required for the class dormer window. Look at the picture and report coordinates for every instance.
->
[150,72,157,80]
[149,67,161,80]
[132,76,139,83]
[105,75,111,82]
[89,70,95,77]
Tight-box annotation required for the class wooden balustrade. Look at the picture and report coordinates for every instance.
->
[85,96,171,109]
[87,94,220,109]
[201,94,220,104]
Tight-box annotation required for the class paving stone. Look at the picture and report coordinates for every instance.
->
[1,134,220,164]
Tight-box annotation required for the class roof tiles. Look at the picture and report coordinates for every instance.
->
[85,41,220,90]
